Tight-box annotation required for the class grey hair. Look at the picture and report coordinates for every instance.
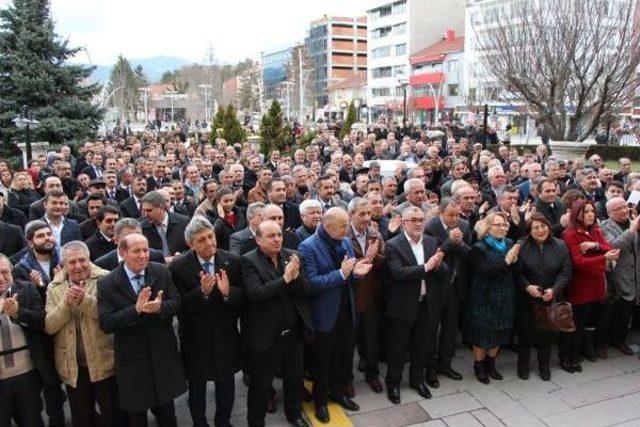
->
[403,178,424,194]
[247,202,266,221]
[544,160,558,172]
[61,241,90,261]
[401,205,424,219]
[381,176,397,185]
[348,197,370,214]
[141,191,165,209]
[291,165,307,176]
[184,215,215,244]
[299,198,322,215]
[0,253,11,267]
[606,196,626,212]
[114,218,141,237]
[406,168,422,179]
[487,165,504,179]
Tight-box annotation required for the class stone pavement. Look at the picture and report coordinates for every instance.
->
[44,338,640,426]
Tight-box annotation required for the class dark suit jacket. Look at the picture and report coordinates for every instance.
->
[229,227,300,255]
[97,262,187,411]
[424,217,472,299]
[140,212,189,255]
[30,199,85,222]
[85,230,117,262]
[0,220,26,257]
[385,233,448,322]
[282,201,302,231]
[169,249,243,381]
[348,226,385,312]
[80,218,98,240]
[0,205,27,230]
[534,198,566,237]
[241,248,312,351]
[94,248,165,271]
[210,207,247,252]
[81,165,102,180]
[146,176,171,192]
[115,187,131,204]
[41,216,82,246]
[119,196,142,219]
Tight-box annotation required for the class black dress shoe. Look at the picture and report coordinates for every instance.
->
[409,382,432,399]
[560,360,575,373]
[366,377,383,393]
[344,381,355,398]
[387,385,401,404]
[474,361,490,384]
[330,395,360,411]
[572,362,583,373]
[314,405,330,424]
[438,367,463,381]
[614,343,635,355]
[287,416,310,427]
[425,371,440,389]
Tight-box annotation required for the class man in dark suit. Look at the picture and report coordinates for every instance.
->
[97,233,187,426]
[534,179,567,236]
[0,220,26,258]
[94,218,165,270]
[29,176,85,222]
[0,254,56,427]
[119,176,147,219]
[79,194,106,240]
[423,200,472,386]
[146,161,171,192]
[80,152,103,180]
[0,192,27,230]
[228,202,265,256]
[41,190,82,250]
[170,216,243,427]
[85,206,119,261]
[139,191,189,257]
[267,178,302,231]
[241,220,312,427]
[298,208,372,423]
[384,206,447,404]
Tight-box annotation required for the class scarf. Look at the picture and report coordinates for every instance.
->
[483,235,508,255]
[317,225,346,265]
[223,210,237,228]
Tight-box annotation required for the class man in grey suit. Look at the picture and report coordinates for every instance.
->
[601,197,640,356]
[229,202,265,256]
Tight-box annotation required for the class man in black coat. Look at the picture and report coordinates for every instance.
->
[0,220,26,258]
[0,254,57,427]
[241,220,312,427]
[119,176,147,219]
[97,233,187,426]
[423,201,472,386]
[94,218,165,270]
[534,178,567,237]
[267,178,302,231]
[384,206,447,404]
[169,216,243,427]
[139,191,189,257]
[85,205,119,262]
[0,192,27,230]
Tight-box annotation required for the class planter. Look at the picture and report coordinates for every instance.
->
[549,140,594,161]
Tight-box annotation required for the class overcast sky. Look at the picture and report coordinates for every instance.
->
[0,0,370,65]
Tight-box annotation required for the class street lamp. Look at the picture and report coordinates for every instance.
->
[13,106,40,165]
[398,77,409,128]
[353,98,361,123]
[138,87,149,127]
[198,84,212,124]
[165,90,178,124]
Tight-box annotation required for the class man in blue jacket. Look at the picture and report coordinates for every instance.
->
[298,207,372,424]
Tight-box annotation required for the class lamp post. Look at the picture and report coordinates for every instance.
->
[482,103,489,147]
[198,84,212,124]
[165,90,178,124]
[138,87,149,127]
[398,78,409,128]
[13,106,40,166]
[353,98,361,122]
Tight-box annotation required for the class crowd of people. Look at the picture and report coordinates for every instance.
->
[0,125,638,427]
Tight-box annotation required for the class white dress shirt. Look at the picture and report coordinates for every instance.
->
[404,231,426,297]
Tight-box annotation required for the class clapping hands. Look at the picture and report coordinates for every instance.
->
[135,287,163,314]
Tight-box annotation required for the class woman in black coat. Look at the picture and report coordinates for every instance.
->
[516,213,572,381]
[8,171,40,216]
[207,186,247,251]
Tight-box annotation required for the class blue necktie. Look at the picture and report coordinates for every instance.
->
[202,261,212,274]
[132,274,143,294]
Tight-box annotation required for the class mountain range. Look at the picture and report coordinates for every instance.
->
[88,56,193,84]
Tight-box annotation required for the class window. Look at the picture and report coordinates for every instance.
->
[393,0,407,14]
[395,43,407,56]
[372,87,391,97]
[372,46,391,59]
[393,22,406,35]
[372,67,393,79]
[448,84,460,96]
[393,65,406,77]
[379,5,392,17]
[373,26,392,39]
[447,60,458,72]
[395,86,405,97]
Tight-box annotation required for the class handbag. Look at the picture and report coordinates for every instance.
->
[532,301,576,333]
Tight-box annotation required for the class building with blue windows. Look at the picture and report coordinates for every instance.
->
[261,46,294,108]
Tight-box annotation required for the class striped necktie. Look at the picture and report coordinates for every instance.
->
[158,224,170,256]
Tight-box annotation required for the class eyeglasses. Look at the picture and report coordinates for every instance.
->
[403,218,425,224]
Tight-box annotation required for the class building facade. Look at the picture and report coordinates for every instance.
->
[305,15,367,111]
[366,0,466,122]
[327,72,367,120]
[261,46,294,109]
[409,30,465,125]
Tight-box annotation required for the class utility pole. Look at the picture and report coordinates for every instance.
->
[299,47,303,123]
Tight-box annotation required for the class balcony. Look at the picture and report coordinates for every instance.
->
[410,72,445,86]
[413,96,445,110]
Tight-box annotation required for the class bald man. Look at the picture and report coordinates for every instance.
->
[298,208,372,423]
[97,233,186,426]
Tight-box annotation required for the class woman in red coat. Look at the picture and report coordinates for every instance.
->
[561,199,619,373]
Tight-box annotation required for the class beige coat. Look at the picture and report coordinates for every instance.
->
[45,264,115,387]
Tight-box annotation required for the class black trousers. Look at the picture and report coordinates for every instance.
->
[66,367,125,427]
[425,289,460,373]
[560,302,608,362]
[385,299,429,386]
[602,298,634,346]
[0,370,44,427]
[247,325,304,427]
[311,304,354,404]
[356,304,381,380]
[188,376,235,427]
[127,401,177,427]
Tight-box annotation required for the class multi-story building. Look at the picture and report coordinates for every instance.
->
[366,0,466,122]
[409,30,465,125]
[327,71,367,120]
[261,45,294,109]
[305,15,367,111]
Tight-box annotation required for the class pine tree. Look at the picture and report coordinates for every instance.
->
[222,104,246,144]
[0,0,102,145]
[340,101,357,139]
[259,100,290,155]
[108,55,144,122]
[210,107,225,143]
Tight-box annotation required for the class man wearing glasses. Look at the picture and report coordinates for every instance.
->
[393,178,437,217]
[384,206,447,404]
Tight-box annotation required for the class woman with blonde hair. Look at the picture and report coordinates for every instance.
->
[8,171,40,216]
[467,211,520,384]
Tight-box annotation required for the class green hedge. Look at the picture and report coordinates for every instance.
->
[486,143,640,161]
